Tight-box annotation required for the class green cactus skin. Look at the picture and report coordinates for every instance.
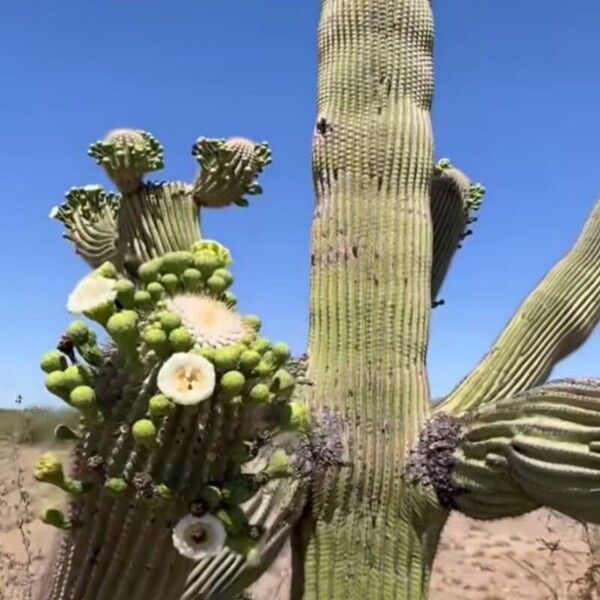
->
[296,1,446,598]
[430,162,484,302]
[439,197,600,415]
[51,186,120,268]
[452,379,600,523]
[191,137,272,209]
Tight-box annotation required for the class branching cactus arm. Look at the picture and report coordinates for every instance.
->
[438,197,600,415]
[446,379,600,524]
[51,186,120,269]
[430,159,484,304]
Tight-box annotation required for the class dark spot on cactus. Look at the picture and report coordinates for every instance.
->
[316,117,333,137]
[190,500,208,517]
[57,334,77,364]
[404,413,465,509]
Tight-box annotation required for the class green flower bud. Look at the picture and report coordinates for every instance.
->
[113,279,136,308]
[253,353,277,377]
[213,268,233,286]
[41,351,67,374]
[157,310,182,332]
[34,453,65,486]
[142,327,170,359]
[248,383,270,404]
[78,344,103,367]
[242,315,261,332]
[207,275,228,295]
[134,290,153,311]
[104,477,128,496]
[284,402,311,434]
[200,485,222,509]
[216,506,247,535]
[40,508,73,530]
[132,419,157,448]
[138,258,163,283]
[45,371,70,400]
[168,327,194,352]
[150,483,172,508]
[213,346,242,373]
[62,365,92,391]
[271,369,296,396]
[183,268,203,291]
[271,342,291,364]
[220,370,246,398]
[191,240,232,266]
[264,449,294,479]
[161,251,195,275]
[160,273,179,294]
[106,310,139,353]
[146,281,165,301]
[194,249,221,276]
[221,291,237,306]
[95,261,118,279]
[196,347,216,362]
[252,337,271,355]
[69,386,99,423]
[239,349,261,373]
[148,394,175,417]
[66,321,91,346]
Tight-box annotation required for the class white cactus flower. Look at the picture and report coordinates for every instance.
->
[166,294,252,348]
[172,513,226,560]
[67,274,117,315]
[157,352,215,405]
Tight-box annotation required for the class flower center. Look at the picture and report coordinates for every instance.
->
[189,524,208,544]
[175,366,202,392]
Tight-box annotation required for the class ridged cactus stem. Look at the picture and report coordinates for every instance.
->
[117,182,200,275]
[451,379,600,524]
[303,1,444,597]
[439,197,600,415]
[430,165,479,301]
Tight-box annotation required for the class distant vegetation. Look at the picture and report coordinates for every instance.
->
[0,407,78,445]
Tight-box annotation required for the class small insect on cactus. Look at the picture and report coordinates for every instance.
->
[37,129,310,600]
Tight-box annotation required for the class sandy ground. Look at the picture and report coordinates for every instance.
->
[1,442,598,600]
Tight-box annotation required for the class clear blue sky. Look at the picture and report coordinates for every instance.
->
[2,1,600,409]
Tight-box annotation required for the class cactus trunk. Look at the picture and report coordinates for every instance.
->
[301,1,445,597]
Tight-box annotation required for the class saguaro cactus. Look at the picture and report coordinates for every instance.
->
[35,2,600,600]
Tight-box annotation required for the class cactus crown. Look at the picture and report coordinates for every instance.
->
[88,129,164,193]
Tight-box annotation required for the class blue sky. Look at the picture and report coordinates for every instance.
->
[2,1,600,409]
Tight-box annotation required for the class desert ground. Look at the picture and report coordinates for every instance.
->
[1,421,599,600]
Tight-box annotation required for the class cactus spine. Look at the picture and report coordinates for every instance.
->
[34,2,600,599]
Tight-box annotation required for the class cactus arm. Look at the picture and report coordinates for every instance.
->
[446,378,600,523]
[438,197,600,415]
[304,1,446,598]
[51,186,120,269]
[430,161,484,302]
